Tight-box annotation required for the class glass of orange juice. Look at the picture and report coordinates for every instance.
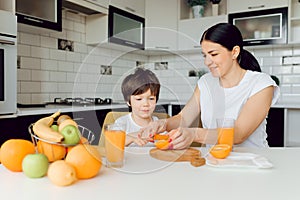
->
[104,123,126,168]
[216,118,235,150]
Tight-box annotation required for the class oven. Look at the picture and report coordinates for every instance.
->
[0,10,17,115]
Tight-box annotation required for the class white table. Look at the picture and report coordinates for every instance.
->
[0,147,299,200]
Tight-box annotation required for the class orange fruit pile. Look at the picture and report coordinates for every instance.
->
[0,139,35,172]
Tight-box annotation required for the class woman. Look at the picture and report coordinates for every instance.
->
[139,23,280,149]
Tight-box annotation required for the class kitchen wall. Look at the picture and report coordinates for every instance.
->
[17,10,300,105]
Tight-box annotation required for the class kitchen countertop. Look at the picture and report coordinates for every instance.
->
[0,146,299,200]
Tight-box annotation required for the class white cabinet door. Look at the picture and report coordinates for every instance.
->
[86,14,108,45]
[109,0,145,17]
[227,0,288,13]
[145,0,178,51]
[0,0,15,13]
[289,0,300,44]
[285,109,300,147]
[178,15,227,51]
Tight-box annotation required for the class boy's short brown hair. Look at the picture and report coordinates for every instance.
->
[121,68,160,104]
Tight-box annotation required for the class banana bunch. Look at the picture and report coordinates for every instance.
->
[32,111,79,143]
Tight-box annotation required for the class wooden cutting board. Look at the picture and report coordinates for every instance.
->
[150,148,205,167]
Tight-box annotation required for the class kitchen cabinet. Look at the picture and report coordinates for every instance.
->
[144,0,178,51]
[62,0,109,15]
[285,108,300,147]
[289,0,300,44]
[178,15,227,50]
[86,13,108,45]
[266,108,284,147]
[16,0,62,32]
[109,0,144,17]
[227,0,288,13]
[0,0,15,13]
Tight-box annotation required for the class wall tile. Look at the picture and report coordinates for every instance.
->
[31,46,50,59]
[21,57,41,70]
[41,36,57,49]
[17,69,31,81]
[41,82,58,93]
[19,32,40,46]
[31,70,50,81]
[20,82,41,93]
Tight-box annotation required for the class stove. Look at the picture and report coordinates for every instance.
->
[51,97,113,106]
[17,97,114,108]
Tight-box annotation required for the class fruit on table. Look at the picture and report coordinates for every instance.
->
[58,118,78,132]
[57,114,72,125]
[153,134,169,140]
[60,125,81,145]
[37,140,66,162]
[65,144,102,179]
[155,140,170,150]
[0,139,35,172]
[50,124,59,132]
[210,144,231,159]
[22,153,49,178]
[47,160,77,186]
[32,111,64,143]
[67,137,89,153]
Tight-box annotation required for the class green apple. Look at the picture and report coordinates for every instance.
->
[51,124,59,132]
[60,125,81,145]
[22,153,49,178]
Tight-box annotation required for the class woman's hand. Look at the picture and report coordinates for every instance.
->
[167,127,196,149]
[138,119,167,140]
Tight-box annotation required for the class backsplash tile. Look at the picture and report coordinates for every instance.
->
[16,10,300,105]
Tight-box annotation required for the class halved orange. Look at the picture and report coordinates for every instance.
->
[155,140,169,150]
[210,144,231,159]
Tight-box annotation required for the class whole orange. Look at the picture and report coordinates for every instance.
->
[65,144,102,179]
[0,139,35,172]
[37,140,66,162]
[48,160,77,186]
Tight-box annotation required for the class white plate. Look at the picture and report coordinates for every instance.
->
[205,152,273,169]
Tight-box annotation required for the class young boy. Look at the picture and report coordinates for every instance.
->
[115,68,161,146]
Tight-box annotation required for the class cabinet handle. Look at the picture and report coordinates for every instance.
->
[125,41,137,46]
[155,46,170,49]
[125,6,136,13]
[0,39,15,45]
[24,16,44,23]
[248,5,265,9]
[193,45,201,48]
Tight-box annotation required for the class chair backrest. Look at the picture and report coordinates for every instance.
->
[98,111,169,146]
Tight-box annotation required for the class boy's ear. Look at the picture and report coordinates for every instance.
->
[126,101,131,106]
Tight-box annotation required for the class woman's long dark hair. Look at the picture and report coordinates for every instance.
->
[200,23,261,72]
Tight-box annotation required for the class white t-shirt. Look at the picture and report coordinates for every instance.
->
[198,70,280,147]
[115,113,159,147]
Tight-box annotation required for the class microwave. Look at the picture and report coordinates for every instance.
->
[108,5,145,49]
[228,7,288,46]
